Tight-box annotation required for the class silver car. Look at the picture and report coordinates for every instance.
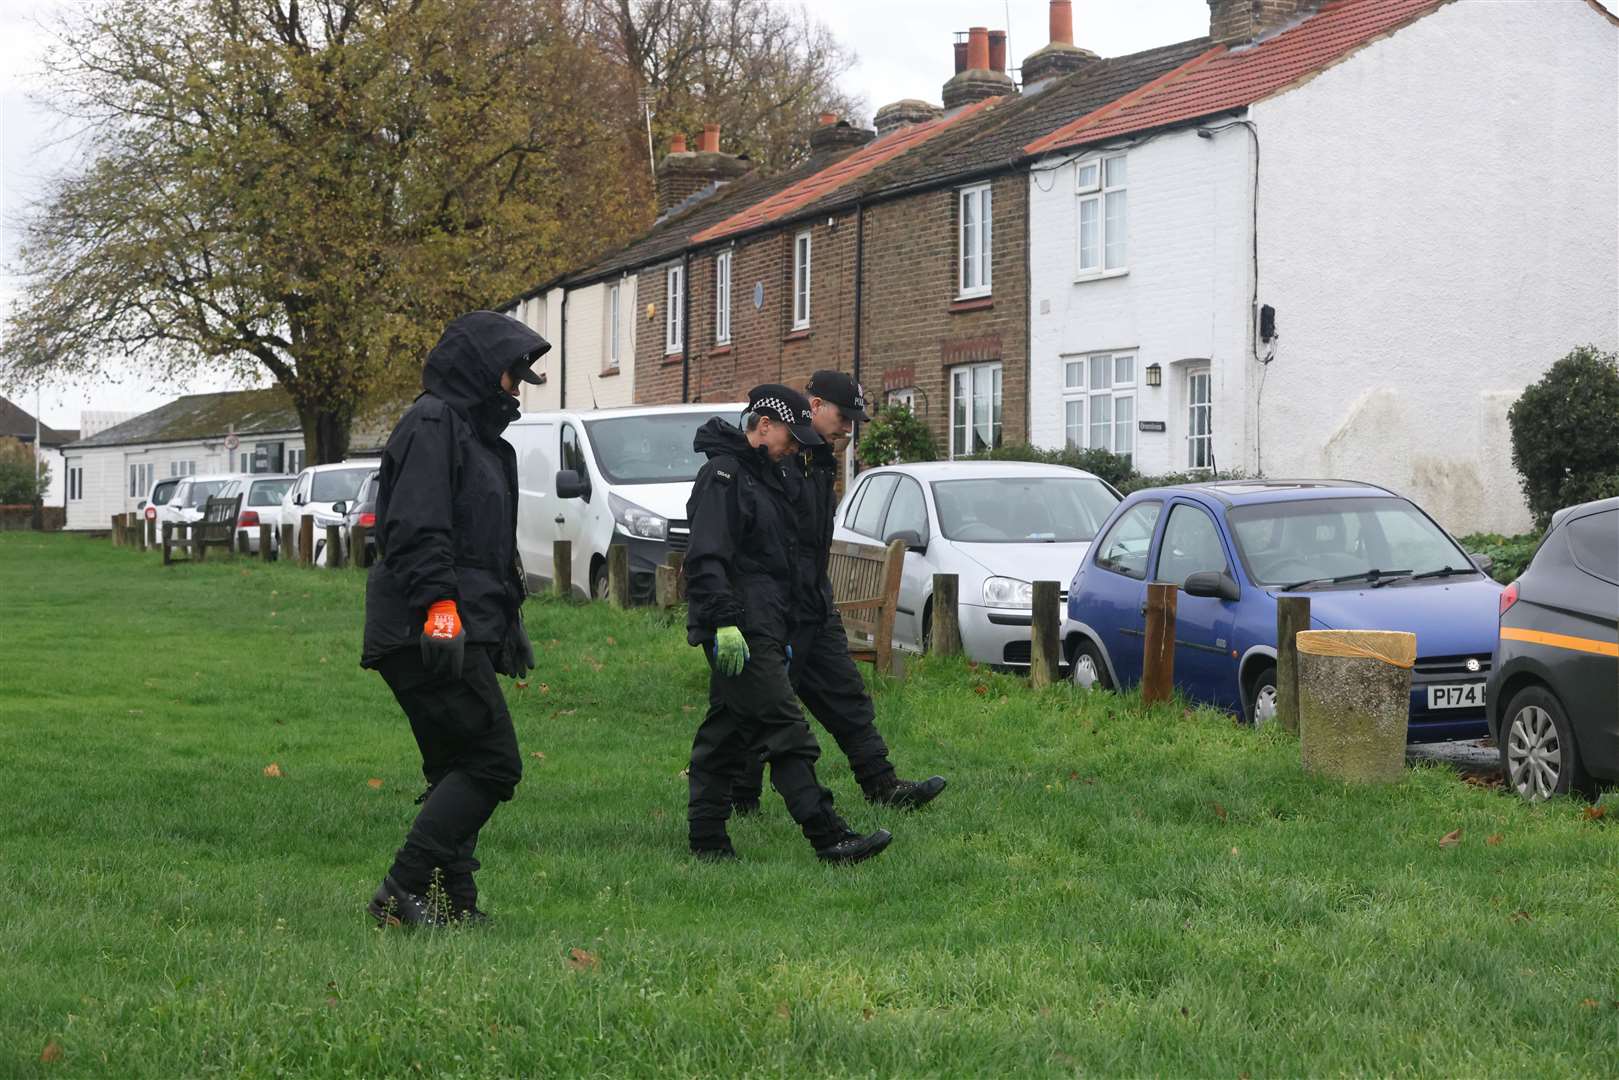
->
[218,474,296,554]
[832,461,1121,667]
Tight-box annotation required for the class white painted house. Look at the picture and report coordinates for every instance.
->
[1026,0,1618,534]
[59,389,306,530]
[502,273,639,414]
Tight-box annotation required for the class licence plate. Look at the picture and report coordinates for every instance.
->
[1427,683,1485,710]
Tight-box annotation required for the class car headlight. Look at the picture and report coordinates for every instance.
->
[609,492,667,541]
[982,576,1033,609]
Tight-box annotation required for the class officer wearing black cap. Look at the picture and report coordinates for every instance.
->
[730,370,947,816]
[682,383,892,864]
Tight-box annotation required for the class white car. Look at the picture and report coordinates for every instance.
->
[833,461,1122,668]
[217,474,295,554]
[281,461,378,564]
[167,474,244,528]
[507,403,746,600]
[136,476,184,534]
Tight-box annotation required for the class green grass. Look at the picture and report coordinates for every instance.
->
[3,533,1617,1077]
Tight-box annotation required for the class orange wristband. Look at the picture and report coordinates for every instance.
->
[424,599,462,639]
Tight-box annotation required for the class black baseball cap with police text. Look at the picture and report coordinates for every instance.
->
[805,370,871,422]
[747,384,823,446]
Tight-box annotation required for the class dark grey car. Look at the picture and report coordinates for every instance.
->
[1487,497,1619,800]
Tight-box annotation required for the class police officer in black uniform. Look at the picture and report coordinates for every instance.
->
[362,310,548,927]
[684,384,892,864]
[730,370,947,814]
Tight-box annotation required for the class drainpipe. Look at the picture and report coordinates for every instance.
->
[680,251,692,403]
[558,286,569,408]
[848,201,865,490]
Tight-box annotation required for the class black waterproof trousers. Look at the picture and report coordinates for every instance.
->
[687,634,844,851]
[377,645,522,907]
[731,609,896,805]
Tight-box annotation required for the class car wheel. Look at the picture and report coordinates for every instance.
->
[1500,684,1591,801]
[590,561,609,601]
[1248,665,1278,728]
[1070,638,1112,692]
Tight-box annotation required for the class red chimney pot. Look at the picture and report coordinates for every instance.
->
[987,29,1007,73]
[1050,0,1074,46]
[818,112,837,127]
[952,39,968,74]
[698,123,720,152]
[670,133,688,153]
[966,26,990,71]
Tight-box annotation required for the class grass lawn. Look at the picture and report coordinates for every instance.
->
[3,532,1617,1077]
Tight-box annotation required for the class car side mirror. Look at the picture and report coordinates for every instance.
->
[1468,552,1493,574]
[556,469,590,501]
[136,500,146,510]
[1183,570,1240,602]
[330,501,347,516]
[886,528,926,554]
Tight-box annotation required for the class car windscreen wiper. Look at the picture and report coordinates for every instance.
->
[1407,565,1478,581]
[1278,568,1413,591]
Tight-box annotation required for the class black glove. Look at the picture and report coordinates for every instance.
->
[420,600,466,681]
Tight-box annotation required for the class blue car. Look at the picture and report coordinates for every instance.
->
[1065,480,1503,741]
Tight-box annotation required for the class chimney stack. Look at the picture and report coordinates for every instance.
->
[1206,0,1319,44]
[953,39,968,74]
[809,115,877,156]
[1021,0,1099,86]
[942,25,1016,109]
[655,125,752,215]
[873,98,943,138]
[987,30,1007,73]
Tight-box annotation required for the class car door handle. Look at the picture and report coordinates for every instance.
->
[554,515,566,525]
[1139,603,1147,615]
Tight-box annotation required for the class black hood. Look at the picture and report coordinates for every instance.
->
[422,311,550,415]
[693,417,782,475]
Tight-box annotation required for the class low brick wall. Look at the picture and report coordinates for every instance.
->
[0,504,66,531]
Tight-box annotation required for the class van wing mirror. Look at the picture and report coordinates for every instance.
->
[555,469,590,500]
[1183,570,1240,601]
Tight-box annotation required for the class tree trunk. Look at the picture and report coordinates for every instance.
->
[296,402,355,466]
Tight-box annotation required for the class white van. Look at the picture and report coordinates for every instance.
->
[507,403,745,601]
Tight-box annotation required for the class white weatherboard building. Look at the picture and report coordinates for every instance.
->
[1027,0,1618,534]
[503,273,639,415]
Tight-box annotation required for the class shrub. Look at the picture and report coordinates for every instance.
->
[964,444,1135,490]
[1455,532,1543,584]
[1117,468,1249,496]
[1507,345,1619,529]
[856,402,939,468]
[0,437,48,504]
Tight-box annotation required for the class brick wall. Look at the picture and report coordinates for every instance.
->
[1207,0,1318,42]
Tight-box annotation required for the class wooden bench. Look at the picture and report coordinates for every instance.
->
[828,537,906,676]
[163,494,243,565]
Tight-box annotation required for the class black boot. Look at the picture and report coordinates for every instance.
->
[815,828,894,865]
[690,821,737,861]
[367,873,447,928]
[866,775,947,810]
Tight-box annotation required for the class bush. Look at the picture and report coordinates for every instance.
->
[856,402,939,468]
[964,444,1136,490]
[1508,345,1619,529]
[0,437,48,504]
[1455,532,1542,584]
[1117,468,1248,496]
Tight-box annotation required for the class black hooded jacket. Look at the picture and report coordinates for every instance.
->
[784,440,839,620]
[362,311,549,671]
[683,418,800,647]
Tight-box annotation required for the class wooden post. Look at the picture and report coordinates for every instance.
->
[1030,580,1062,688]
[147,518,157,548]
[607,544,631,608]
[259,524,273,561]
[351,525,369,569]
[237,529,250,556]
[553,540,573,600]
[929,573,962,656]
[1298,630,1415,783]
[279,523,294,561]
[194,522,207,562]
[1141,582,1178,706]
[655,564,680,608]
[1275,596,1311,734]
[133,518,146,552]
[325,524,344,569]
[667,551,686,601]
[298,514,314,566]
[161,522,173,565]
[110,514,122,546]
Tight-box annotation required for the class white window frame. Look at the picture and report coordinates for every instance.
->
[664,265,684,353]
[1063,352,1135,460]
[68,466,82,501]
[1187,365,1213,471]
[958,183,992,299]
[949,361,1003,459]
[1076,153,1128,279]
[792,230,812,330]
[605,282,621,370]
[714,251,732,345]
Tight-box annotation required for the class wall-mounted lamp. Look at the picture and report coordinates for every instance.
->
[1145,362,1162,388]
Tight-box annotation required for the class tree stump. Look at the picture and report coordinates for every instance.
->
[1029,580,1061,688]
[930,573,962,656]
[553,540,572,600]
[608,544,631,609]
[1297,630,1416,784]
[1275,596,1311,734]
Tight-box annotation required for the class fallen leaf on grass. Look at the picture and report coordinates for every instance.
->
[1581,998,1601,1008]
[538,683,551,694]
[973,684,988,696]
[1487,833,1503,846]
[264,762,283,778]
[530,752,546,762]
[1212,802,1228,821]
[1438,828,1463,848]
[1462,772,1503,789]
[566,948,600,972]
[366,778,383,790]
[606,636,618,647]
[1510,910,1532,924]
[515,681,529,690]
[862,1008,874,1021]
[1583,805,1607,822]
[1229,847,1239,857]
[40,1041,62,1064]
[775,1002,791,1019]
[681,705,695,713]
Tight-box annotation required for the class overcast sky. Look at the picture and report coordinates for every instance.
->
[2,0,1615,429]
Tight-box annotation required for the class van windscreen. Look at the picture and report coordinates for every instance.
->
[584,413,735,484]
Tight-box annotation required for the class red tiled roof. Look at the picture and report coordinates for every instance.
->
[693,97,1003,244]
[1026,0,1449,155]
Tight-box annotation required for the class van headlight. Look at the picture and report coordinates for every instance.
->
[609,492,667,540]
[982,576,1033,609]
